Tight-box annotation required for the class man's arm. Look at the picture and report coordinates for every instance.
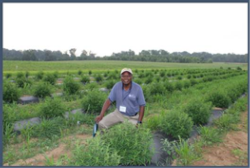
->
[138,106,145,123]
[95,99,112,123]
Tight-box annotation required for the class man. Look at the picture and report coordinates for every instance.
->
[95,68,146,130]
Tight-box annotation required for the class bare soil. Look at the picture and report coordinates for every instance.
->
[4,134,91,166]
[182,111,248,166]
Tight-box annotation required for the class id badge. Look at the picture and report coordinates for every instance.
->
[119,106,126,113]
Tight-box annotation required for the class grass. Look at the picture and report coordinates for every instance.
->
[231,149,248,166]
[3,61,248,166]
[3,124,92,165]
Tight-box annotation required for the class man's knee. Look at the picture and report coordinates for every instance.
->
[98,120,108,130]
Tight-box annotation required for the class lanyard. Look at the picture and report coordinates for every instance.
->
[122,82,132,102]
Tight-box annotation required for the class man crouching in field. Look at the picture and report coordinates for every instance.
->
[95,68,146,130]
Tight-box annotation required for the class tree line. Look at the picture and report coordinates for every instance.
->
[3,48,247,63]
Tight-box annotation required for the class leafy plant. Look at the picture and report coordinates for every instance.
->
[63,76,80,95]
[182,99,212,125]
[199,126,222,146]
[25,71,29,78]
[80,75,90,84]
[5,73,12,79]
[160,110,193,140]
[32,117,65,138]
[101,121,154,165]
[16,72,24,79]
[81,90,107,114]
[43,73,56,85]
[3,81,20,103]
[16,77,32,88]
[206,91,231,108]
[149,82,165,95]
[33,82,52,98]
[71,137,121,166]
[174,81,183,91]
[105,80,116,90]
[39,97,66,119]
[174,136,200,166]
[164,81,174,92]
[95,74,103,83]
[78,70,82,75]
[35,71,44,80]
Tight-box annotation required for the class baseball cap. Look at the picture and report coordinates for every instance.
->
[120,68,133,75]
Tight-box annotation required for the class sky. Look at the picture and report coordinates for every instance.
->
[3,3,248,57]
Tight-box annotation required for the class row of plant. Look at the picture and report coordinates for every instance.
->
[144,74,247,138]
[50,93,248,166]
[3,71,247,166]
[160,95,248,166]
[3,71,247,126]
[3,71,246,131]
[4,68,245,104]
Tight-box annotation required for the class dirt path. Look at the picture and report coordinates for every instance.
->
[4,134,91,166]
[191,111,248,166]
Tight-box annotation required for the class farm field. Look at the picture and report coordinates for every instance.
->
[3,60,248,74]
[3,61,248,166]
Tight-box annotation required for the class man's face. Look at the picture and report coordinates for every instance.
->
[121,72,132,85]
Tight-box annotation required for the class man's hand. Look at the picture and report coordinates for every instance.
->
[95,115,103,123]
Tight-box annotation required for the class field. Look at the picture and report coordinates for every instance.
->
[3,60,248,166]
[3,60,248,74]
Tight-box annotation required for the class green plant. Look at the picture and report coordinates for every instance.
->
[101,121,154,165]
[39,97,66,119]
[3,81,20,103]
[78,70,82,75]
[88,70,92,75]
[95,74,103,83]
[190,78,197,86]
[80,75,90,84]
[182,99,212,125]
[43,74,56,85]
[144,77,153,84]
[199,126,222,146]
[36,71,44,80]
[162,138,178,156]
[33,82,52,98]
[16,72,24,78]
[3,123,14,146]
[183,80,190,89]
[206,91,231,108]
[25,71,29,78]
[149,82,165,95]
[174,136,200,166]
[81,90,107,114]
[160,71,165,77]
[53,71,59,78]
[71,137,121,166]
[63,76,80,95]
[105,80,116,90]
[145,114,161,130]
[213,114,237,131]
[5,73,12,79]
[174,81,183,91]
[134,78,143,85]
[32,117,65,138]
[86,82,98,90]
[164,81,174,92]
[16,77,32,88]
[160,110,193,140]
